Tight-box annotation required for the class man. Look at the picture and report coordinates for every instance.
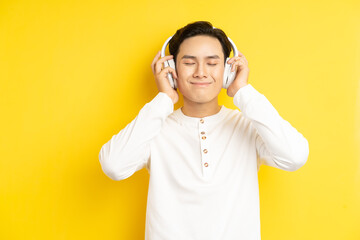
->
[99,21,309,240]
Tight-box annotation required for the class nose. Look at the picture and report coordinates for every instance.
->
[193,63,208,79]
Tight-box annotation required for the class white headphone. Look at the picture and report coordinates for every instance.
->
[160,26,239,89]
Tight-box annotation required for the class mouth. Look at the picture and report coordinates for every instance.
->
[190,82,212,87]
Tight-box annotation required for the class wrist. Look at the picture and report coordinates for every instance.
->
[160,91,177,104]
[237,82,248,89]
[227,82,248,97]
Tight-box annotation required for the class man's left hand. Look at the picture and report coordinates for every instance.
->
[226,51,250,97]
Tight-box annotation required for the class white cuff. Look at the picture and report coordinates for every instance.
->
[233,84,260,110]
[149,92,174,117]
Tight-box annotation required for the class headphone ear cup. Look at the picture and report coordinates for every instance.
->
[223,58,236,89]
[168,59,177,89]
[164,59,176,89]
[223,57,231,88]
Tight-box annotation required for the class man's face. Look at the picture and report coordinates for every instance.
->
[175,35,225,105]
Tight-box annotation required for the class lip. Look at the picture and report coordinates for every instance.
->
[190,82,212,87]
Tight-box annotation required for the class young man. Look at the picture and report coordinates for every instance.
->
[99,21,309,240]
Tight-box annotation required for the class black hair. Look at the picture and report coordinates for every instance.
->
[168,21,232,66]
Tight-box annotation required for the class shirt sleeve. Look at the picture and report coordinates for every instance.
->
[98,92,174,180]
[233,84,309,172]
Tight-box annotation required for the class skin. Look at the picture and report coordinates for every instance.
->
[151,35,249,118]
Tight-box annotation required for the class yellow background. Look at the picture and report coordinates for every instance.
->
[1,0,359,239]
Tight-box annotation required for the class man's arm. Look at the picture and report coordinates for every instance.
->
[99,50,178,181]
[233,84,309,171]
[98,92,173,181]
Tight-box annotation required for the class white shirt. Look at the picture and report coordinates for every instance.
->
[98,84,309,240]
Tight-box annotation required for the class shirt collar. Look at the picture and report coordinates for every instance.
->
[172,105,229,127]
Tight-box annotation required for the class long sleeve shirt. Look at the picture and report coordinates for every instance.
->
[98,84,309,240]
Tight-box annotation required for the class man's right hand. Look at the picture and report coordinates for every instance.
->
[151,50,179,104]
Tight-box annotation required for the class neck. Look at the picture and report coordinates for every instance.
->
[181,98,221,118]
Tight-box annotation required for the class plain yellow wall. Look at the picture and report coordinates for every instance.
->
[1,0,359,239]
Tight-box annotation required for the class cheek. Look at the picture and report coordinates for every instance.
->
[213,66,225,80]
[176,66,192,78]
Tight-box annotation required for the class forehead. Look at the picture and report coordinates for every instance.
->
[178,35,223,60]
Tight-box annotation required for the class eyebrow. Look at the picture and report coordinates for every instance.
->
[181,55,220,60]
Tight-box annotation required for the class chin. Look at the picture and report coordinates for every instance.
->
[183,93,219,105]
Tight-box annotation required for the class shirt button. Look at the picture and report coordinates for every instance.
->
[204,162,209,167]
[200,119,204,124]
[201,131,205,135]
[202,136,206,140]
[203,149,208,154]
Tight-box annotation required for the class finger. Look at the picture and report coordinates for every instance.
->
[231,62,238,72]
[161,66,178,79]
[238,52,248,63]
[167,66,178,79]
[227,56,240,64]
[231,56,248,66]
[231,60,244,72]
[151,50,161,65]
[155,55,174,74]
[151,50,162,73]
[240,54,247,62]
[227,57,235,64]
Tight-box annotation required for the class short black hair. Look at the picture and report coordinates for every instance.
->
[169,21,232,66]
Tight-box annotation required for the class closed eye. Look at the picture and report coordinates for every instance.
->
[184,63,218,66]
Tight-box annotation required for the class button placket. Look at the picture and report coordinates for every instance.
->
[198,118,209,177]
